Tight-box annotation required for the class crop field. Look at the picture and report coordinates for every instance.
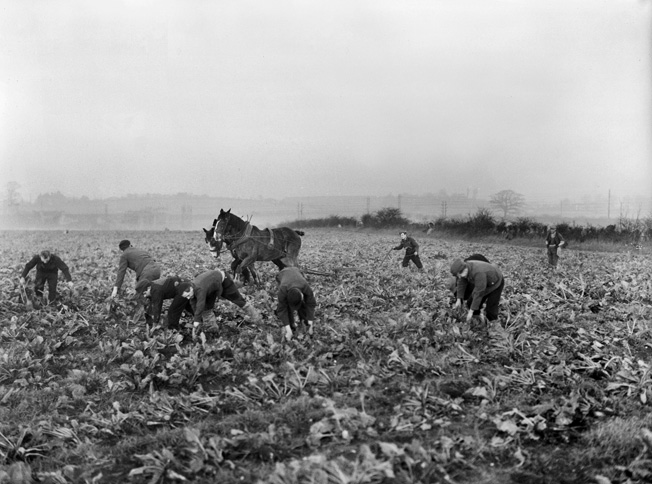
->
[1,228,652,484]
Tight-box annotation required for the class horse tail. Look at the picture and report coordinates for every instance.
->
[294,230,305,236]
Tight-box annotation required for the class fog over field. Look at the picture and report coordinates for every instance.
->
[1,1,651,212]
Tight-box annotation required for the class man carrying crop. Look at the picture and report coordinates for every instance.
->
[275,266,316,341]
[134,275,185,327]
[111,240,161,299]
[392,231,423,270]
[20,250,74,304]
[450,258,504,325]
[167,269,261,331]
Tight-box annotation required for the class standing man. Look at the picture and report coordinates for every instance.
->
[392,231,423,270]
[20,250,73,304]
[275,266,317,341]
[450,258,504,324]
[134,275,185,327]
[545,226,565,269]
[167,269,261,331]
[111,240,161,299]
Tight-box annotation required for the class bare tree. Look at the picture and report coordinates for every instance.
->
[489,190,525,218]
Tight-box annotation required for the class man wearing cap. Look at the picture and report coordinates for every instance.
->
[135,275,184,326]
[111,240,161,299]
[275,266,316,341]
[166,269,261,330]
[545,225,565,269]
[446,254,490,304]
[20,250,73,304]
[450,258,504,324]
[392,231,423,270]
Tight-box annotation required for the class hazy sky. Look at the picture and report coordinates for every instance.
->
[1,0,650,203]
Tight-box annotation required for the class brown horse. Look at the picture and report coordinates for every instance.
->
[210,209,304,280]
[203,225,259,285]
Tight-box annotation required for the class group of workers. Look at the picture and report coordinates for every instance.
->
[18,226,565,336]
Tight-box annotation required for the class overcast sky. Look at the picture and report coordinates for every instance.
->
[1,0,650,204]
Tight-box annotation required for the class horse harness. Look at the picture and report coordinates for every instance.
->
[216,219,288,257]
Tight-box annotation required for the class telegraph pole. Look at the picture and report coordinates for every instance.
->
[607,189,611,219]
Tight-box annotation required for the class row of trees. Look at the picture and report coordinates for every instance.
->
[287,205,650,247]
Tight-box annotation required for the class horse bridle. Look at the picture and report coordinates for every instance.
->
[214,214,251,250]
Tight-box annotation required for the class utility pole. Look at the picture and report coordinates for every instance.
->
[441,201,447,218]
[607,189,611,219]
[560,201,563,217]
[366,196,370,214]
[398,194,401,210]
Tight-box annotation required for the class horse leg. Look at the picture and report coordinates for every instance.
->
[238,254,259,282]
[272,259,286,270]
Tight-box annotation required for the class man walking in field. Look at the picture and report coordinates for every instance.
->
[450,258,504,325]
[545,226,565,269]
[392,231,423,270]
[111,240,162,299]
[20,250,74,305]
[167,269,261,331]
[275,266,316,341]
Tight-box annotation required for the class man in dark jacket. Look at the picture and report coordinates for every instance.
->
[392,231,423,270]
[167,269,261,330]
[450,258,504,323]
[111,240,161,298]
[446,254,490,304]
[20,250,73,303]
[135,275,185,326]
[276,266,317,341]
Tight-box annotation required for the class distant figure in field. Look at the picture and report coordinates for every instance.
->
[111,240,161,299]
[167,269,261,331]
[450,257,504,325]
[392,231,423,270]
[426,222,435,235]
[134,275,185,327]
[545,225,565,269]
[20,250,73,304]
[275,266,316,341]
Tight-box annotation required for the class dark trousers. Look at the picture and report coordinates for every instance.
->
[138,263,162,283]
[402,253,423,269]
[474,279,505,321]
[34,271,58,302]
[220,276,246,308]
[547,246,559,267]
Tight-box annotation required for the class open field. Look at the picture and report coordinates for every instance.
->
[1,229,652,484]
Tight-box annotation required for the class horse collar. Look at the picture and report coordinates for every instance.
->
[227,222,252,250]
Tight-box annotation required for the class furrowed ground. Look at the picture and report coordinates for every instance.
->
[1,229,651,484]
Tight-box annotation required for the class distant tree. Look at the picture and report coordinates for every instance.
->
[374,207,410,228]
[489,190,526,218]
[5,182,21,207]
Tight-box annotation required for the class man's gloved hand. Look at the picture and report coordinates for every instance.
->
[283,325,293,341]
[19,277,26,285]
[111,286,118,299]
[453,299,462,310]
